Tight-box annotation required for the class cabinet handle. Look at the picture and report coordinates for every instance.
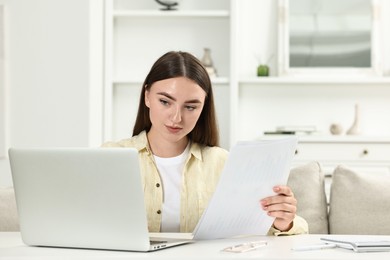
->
[295,149,298,155]
[362,149,369,155]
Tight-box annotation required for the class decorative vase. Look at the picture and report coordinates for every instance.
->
[201,48,217,77]
[346,104,361,135]
[201,48,213,66]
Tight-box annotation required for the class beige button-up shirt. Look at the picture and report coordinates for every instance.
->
[102,131,308,235]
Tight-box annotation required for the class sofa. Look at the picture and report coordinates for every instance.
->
[1,161,390,234]
[288,161,390,234]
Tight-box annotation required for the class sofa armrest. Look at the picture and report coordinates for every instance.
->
[0,187,20,231]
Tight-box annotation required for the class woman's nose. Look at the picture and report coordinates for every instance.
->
[170,106,182,123]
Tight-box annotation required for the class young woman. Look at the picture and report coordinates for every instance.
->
[102,51,308,235]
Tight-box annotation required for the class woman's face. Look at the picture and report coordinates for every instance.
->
[145,77,206,144]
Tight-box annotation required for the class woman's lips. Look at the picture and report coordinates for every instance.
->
[166,125,182,134]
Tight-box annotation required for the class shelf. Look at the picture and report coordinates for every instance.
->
[113,10,230,18]
[239,77,390,85]
[259,134,390,143]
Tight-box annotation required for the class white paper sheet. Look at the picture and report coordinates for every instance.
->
[193,137,298,240]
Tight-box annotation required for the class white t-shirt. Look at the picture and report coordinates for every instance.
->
[153,144,190,232]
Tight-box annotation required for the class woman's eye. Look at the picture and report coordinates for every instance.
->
[159,99,169,106]
[185,105,196,111]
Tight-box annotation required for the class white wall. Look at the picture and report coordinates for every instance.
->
[0,0,103,187]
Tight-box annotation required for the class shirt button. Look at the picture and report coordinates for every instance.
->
[156,183,160,187]
[157,210,161,214]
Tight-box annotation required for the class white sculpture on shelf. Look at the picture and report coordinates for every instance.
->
[346,103,361,135]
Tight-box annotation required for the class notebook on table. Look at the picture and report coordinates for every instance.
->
[321,235,390,252]
[8,147,192,252]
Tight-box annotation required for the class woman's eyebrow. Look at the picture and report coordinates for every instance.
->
[157,92,176,101]
[185,99,202,104]
[157,92,202,104]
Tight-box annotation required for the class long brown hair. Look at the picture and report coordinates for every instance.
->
[132,51,219,147]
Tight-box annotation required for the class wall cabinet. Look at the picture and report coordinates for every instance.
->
[103,0,390,171]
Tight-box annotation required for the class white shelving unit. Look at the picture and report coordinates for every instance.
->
[103,0,390,169]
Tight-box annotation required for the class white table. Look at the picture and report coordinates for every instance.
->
[1,232,390,259]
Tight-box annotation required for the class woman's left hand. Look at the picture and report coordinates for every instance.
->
[260,185,297,232]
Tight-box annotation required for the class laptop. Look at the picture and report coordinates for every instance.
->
[8,147,192,252]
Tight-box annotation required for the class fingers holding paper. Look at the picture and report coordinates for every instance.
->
[260,185,297,232]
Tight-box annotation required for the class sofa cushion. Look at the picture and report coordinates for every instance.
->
[287,161,329,234]
[0,187,20,231]
[329,165,390,235]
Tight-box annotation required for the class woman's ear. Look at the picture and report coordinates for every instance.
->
[144,89,151,108]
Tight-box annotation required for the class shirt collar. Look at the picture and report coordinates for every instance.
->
[131,130,151,153]
[189,142,202,161]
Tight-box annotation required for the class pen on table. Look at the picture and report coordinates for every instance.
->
[292,243,337,251]
[222,241,268,253]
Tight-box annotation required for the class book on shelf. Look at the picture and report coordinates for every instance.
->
[263,130,320,136]
[320,236,390,253]
[264,131,296,135]
[264,125,318,136]
[276,125,317,132]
